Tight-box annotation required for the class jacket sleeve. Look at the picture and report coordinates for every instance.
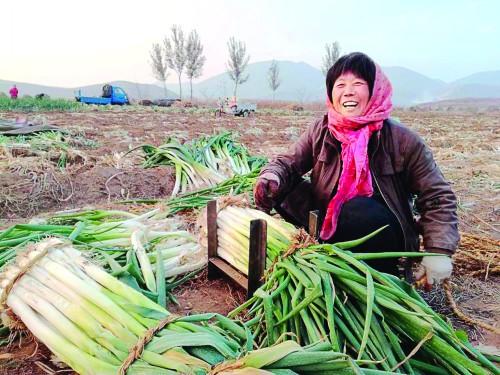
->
[405,133,459,253]
[260,118,318,193]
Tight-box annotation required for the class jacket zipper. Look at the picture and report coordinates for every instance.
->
[370,129,407,251]
[371,171,407,251]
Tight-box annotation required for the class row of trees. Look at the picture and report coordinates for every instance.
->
[150,25,205,100]
[151,26,341,101]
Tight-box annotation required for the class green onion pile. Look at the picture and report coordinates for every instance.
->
[190,132,255,176]
[0,239,246,374]
[213,204,296,274]
[140,132,266,196]
[214,206,499,374]
[0,131,93,169]
[211,340,384,374]
[165,169,263,215]
[0,208,206,306]
[0,239,372,375]
[1,200,498,374]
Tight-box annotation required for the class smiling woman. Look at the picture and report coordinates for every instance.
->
[254,52,459,289]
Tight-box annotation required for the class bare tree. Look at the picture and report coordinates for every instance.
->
[267,60,281,101]
[226,37,250,97]
[321,41,341,76]
[185,30,206,101]
[164,25,186,99]
[294,86,309,104]
[149,43,168,97]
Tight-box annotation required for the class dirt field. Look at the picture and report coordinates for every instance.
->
[0,107,498,373]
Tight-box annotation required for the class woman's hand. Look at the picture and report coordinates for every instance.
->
[254,173,281,213]
[415,255,453,288]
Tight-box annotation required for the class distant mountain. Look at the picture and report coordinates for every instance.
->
[0,79,177,100]
[0,79,74,99]
[2,65,500,106]
[435,71,500,100]
[382,67,446,105]
[416,98,500,111]
[438,83,500,100]
[451,70,500,86]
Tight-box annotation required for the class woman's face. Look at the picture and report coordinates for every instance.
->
[331,71,370,117]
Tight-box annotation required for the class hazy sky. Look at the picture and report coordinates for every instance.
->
[2,0,499,87]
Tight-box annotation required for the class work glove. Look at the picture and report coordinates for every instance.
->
[254,173,281,213]
[415,255,453,288]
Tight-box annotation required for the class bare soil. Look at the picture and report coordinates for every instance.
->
[168,270,246,316]
[1,109,498,237]
[0,107,498,373]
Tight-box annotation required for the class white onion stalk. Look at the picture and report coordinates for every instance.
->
[211,205,298,276]
[155,244,207,278]
[14,284,122,365]
[28,265,137,345]
[7,293,118,375]
[155,242,200,261]
[131,229,156,293]
[19,273,131,355]
[0,239,242,374]
[37,254,147,337]
[217,247,248,275]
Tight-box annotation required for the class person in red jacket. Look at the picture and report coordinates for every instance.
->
[9,85,19,99]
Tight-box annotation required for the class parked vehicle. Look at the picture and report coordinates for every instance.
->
[75,85,129,105]
[232,103,257,117]
[215,102,257,117]
[153,98,181,107]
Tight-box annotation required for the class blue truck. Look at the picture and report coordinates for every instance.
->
[75,84,130,105]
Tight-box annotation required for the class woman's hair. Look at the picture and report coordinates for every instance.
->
[326,52,376,103]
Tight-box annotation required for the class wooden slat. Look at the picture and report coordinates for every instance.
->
[207,200,218,258]
[247,219,267,299]
[308,210,320,238]
[208,258,248,290]
[207,200,218,280]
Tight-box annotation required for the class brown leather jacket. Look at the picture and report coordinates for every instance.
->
[261,115,459,254]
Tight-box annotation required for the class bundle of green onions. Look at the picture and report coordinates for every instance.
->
[1,209,163,259]
[0,208,207,306]
[211,340,389,374]
[0,238,248,374]
[165,168,263,215]
[213,204,297,274]
[0,131,90,169]
[215,205,498,374]
[140,132,266,196]
[126,168,266,215]
[142,137,226,196]
[191,132,254,176]
[0,239,373,375]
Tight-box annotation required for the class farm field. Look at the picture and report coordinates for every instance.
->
[1,108,498,236]
[0,107,498,374]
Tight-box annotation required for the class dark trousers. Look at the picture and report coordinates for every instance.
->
[328,197,404,275]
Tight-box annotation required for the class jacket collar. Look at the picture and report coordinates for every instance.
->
[369,120,396,175]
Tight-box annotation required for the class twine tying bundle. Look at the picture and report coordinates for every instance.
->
[118,314,180,375]
[264,228,318,280]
